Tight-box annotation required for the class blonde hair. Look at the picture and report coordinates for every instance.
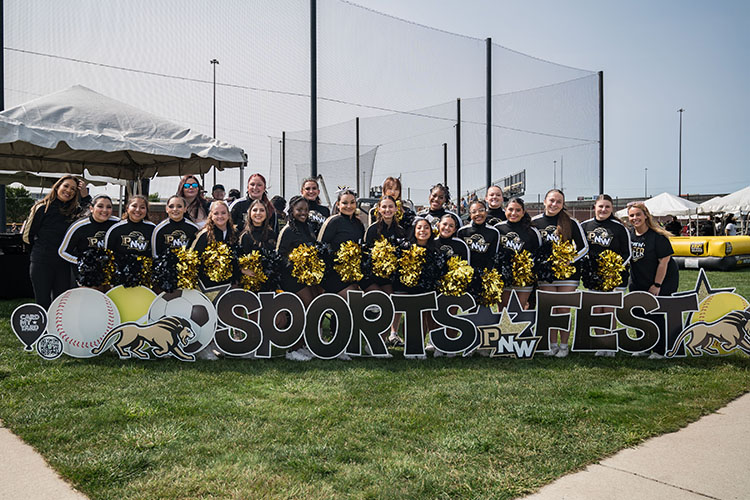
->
[627,202,672,238]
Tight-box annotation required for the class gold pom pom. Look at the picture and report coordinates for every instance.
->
[550,240,577,280]
[175,247,199,289]
[136,255,153,287]
[399,245,426,288]
[102,249,117,286]
[512,249,534,287]
[203,241,234,283]
[479,268,504,307]
[371,236,398,279]
[239,251,268,291]
[598,249,625,292]
[334,240,364,283]
[438,256,474,296]
[289,243,325,286]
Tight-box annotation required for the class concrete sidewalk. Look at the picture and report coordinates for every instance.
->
[1,393,748,499]
[522,392,750,500]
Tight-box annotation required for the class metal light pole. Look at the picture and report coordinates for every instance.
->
[678,108,684,196]
[553,160,557,189]
[211,58,219,188]
[644,167,648,197]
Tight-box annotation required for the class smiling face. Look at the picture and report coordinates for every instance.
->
[291,199,309,223]
[469,202,487,225]
[91,197,113,223]
[250,202,267,227]
[301,180,320,202]
[378,197,396,223]
[438,215,457,239]
[166,197,186,222]
[628,206,647,231]
[127,198,147,223]
[414,219,432,245]
[429,188,446,211]
[594,199,613,221]
[505,201,525,223]
[544,191,564,217]
[56,179,78,203]
[182,177,200,200]
[485,186,504,209]
[247,175,266,200]
[338,193,357,217]
[210,202,229,230]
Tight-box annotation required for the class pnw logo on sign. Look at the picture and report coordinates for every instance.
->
[477,308,540,358]
[121,231,148,251]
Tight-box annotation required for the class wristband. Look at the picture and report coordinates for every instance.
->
[653,282,662,288]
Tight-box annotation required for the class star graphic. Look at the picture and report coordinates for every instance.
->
[461,304,501,356]
[198,280,233,304]
[673,268,734,303]
[476,307,534,357]
[505,290,537,337]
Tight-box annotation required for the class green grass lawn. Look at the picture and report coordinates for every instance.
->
[1,269,749,499]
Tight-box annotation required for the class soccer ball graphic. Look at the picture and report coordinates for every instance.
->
[148,289,217,354]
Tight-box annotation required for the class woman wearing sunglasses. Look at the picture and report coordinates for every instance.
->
[176,175,211,228]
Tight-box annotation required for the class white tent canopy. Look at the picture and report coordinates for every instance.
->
[615,191,699,218]
[0,85,246,180]
[698,185,750,213]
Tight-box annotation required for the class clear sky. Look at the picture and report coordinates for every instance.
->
[4,0,749,200]
[353,0,750,197]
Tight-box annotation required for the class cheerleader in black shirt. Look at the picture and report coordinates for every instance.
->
[105,195,156,260]
[189,200,239,289]
[581,194,632,357]
[318,189,365,297]
[485,185,507,226]
[532,189,589,358]
[151,195,200,258]
[495,197,543,310]
[436,213,470,263]
[230,173,278,234]
[417,183,458,233]
[368,176,416,231]
[301,177,330,237]
[23,175,91,307]
[59,194,119,267]
[239,199,278,253]
[458,200,500,273]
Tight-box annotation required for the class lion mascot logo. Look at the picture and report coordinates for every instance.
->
[667,310,750,357]
[91,316,196,361]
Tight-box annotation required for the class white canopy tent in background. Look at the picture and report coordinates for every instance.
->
[698,185,750,213]
[615,191,699,219]
[0,85,246,181]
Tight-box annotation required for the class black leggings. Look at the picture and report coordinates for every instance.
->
[29,259,73,309]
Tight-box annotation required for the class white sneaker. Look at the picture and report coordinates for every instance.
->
[648,352,665,360]
[434,349,444,357]
[297,347,315,360]
[544,344,559,357]
[606,351,616,358]
[196,347,219,360]
[285,350,310,362]
[336,352,352,361]
[631,351,649,357]
[405,354,427,360]
[363,344,392,358]
[555,345,569,358]
[387,333,404,347]
[594,350,608,357]
[424,342,436,353]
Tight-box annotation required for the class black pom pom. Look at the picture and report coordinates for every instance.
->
[153,250,179,293]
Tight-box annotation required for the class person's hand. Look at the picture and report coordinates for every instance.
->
[78,180,89,198]
[648,284,661,295]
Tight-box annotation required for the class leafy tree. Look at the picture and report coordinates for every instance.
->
[6,186,35,223]
[148,192,161,202]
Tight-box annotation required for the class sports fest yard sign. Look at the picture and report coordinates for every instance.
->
[11,270,750,361]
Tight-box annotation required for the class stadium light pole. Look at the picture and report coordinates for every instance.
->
[678,108,684,196]
[644,167,648,197]
[211,58,219,188]
[553,160,557,189]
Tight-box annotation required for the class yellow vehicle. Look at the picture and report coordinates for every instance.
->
[670,236,750,270]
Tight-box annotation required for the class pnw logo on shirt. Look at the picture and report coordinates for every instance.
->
[121,231,148,251]
[440,244,455,258]
[164,230,189,248]
[587,227,613,247]
[542,225,560,242]
[465,233,490,253]
[309,211,326,225]
[500,232,524,252]
[631,240,645,262]
[87,230,108,249]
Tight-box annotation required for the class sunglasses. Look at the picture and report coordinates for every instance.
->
[183,183,199,189]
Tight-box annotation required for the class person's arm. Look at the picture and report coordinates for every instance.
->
[649,255,671,295]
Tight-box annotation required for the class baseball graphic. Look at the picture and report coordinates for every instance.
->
[688,292,750,355]
[48,288,120,358]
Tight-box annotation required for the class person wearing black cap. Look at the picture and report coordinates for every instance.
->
[211,184,226,201]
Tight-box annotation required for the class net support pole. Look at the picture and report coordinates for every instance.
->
[0,0,5,231]
[456,97,462,217]
[310,0,317,178]
[355,117,360,195]
[598,70,604,194]
[443,143,448,186]
[281,131,286,198]
[486,37,492,190]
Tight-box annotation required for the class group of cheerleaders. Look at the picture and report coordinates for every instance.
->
[23,171,679,361]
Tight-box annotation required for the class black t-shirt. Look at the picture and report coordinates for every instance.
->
[59,215,120,264]
[318,214,365,250]
[486,207,506,226]
[495,220,543,254]
[105,220,156,258]
[531,213,589,262]
[151,218,200,257]
[364,220,404,246]
[436,236,470,264]
[457,222,500,270]
[239,226,277,253]
[229,197,279,234]
[581,217,632,287]
[629,228,679,295]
